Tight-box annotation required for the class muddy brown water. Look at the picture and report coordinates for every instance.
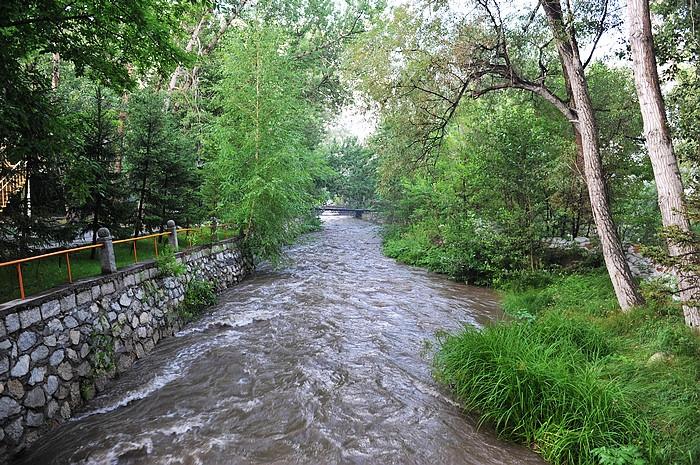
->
[13,215,547,464]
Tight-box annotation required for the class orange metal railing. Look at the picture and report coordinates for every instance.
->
[0,221,237,302]
[113,231,171,264]
[178,222,236,248]
[0,243,103,300]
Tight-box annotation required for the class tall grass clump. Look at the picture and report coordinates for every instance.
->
[433,268,700,464]
[434,322,655,464]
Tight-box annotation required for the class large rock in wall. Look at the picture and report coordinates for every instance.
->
[0,239,251,462]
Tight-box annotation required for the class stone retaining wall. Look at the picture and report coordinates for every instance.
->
[544,236,668,280]
[0,239,251,461]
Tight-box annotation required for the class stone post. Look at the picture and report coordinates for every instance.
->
[167,220,178,250]
[97,227,117,274]
[211,216,218,243]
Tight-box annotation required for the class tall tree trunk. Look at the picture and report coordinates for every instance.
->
[167,9,212,95]
[135,160,149,238]
[183,2,249,93]
[542,0,644,310]
[628,0,700,328]
[51,52,60,90]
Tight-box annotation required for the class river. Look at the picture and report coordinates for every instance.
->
[12,215,546,464]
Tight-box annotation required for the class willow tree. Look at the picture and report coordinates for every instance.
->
[201,0,378,262]
[207,23,326,262]
[349,0,644,309]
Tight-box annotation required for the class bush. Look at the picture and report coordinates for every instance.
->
[156,245,185,277]
[180,278,217,321]
[436,268,700,464]
[434,322,654,465]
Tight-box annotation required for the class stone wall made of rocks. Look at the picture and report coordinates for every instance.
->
[0,239,251,461]
[544,236,668,281]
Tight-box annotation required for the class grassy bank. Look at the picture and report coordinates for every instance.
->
[0,230,230,303]
[433,269,700,465]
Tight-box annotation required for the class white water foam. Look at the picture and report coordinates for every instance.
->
[73,437,154,465]
[176,308,280,336]
[73,336,226,420]
[71,371,182,421]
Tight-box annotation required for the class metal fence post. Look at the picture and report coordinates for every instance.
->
[167,220,178,250]
[97,227,117,274]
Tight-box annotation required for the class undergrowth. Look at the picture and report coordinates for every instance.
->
[180,278,217,321]
[433,268,700,465]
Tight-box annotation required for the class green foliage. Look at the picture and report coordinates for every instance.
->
[377,92,621,285]
[320,136,378,207]
[123,88,202,235]
[0,0,186,92]
[206,20,330,264]
[90,314,120,376]
[63,82,133,244]
[592,445,648,465]
[654,324,699,357]
[434,322,654,465]
[180,278,217,321]
[0,0,188,252]
[436,269,700,465]
[155,246,185,278]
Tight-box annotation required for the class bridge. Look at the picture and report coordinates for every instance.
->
[317,205,374,219]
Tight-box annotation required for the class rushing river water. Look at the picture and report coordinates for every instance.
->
[13,215,546,465]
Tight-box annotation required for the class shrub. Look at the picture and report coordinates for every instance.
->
[433,322,655,465]
[156,245,185,277]
[180,278,217,321]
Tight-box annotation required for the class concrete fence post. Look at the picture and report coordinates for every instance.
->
[97,227,117,274]
[167,220,178,250]
[211,216,218,243]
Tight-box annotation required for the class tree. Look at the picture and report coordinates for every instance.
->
[540,0,644,308]
[123,89,201,237]
[0,0,190,255]
[64,84,131,254]
[0,62,76,257]
[206,22,327,262]
[628,0,700,329]
[0,0,188,91]
[321,137,377,207]
[350,0,645,309]
[166,0,250,103]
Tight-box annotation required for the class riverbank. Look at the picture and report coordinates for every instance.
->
[0,238,250,461]
[432,269,700,465]
[11,216,546,465]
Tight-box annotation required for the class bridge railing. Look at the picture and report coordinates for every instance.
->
[318,205,375,219]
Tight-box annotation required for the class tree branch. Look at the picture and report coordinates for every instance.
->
[292,13,364,60]
[582,0,610,69]
[0,14,92,29]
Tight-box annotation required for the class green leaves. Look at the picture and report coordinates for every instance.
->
[206,20,329,263]
[320,137,377,207]
[0,0,187,91]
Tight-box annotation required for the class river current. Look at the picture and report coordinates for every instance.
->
[13,215,546,464]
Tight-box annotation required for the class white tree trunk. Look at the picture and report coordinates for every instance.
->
[542,0,645,310]
[628,0,700,329]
